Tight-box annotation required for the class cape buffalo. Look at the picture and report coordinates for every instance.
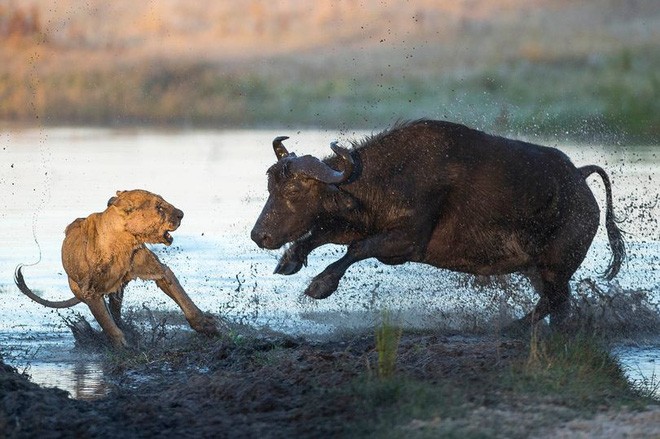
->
[251,119,625,326]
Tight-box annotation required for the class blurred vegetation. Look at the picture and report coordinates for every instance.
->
[0,1,658,143]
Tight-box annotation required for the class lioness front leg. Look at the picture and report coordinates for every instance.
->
[131,248,219,337]
[305,232,417,299]
[155,267,219,336]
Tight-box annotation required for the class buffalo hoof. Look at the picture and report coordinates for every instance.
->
[304,273,340,299]
[274,255,305,276]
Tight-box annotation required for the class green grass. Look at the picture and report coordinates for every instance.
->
[374,309,403,380]
[342,332,653,438]
[511,332,643,410]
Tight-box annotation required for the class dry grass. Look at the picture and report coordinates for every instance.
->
[1,1,659,140]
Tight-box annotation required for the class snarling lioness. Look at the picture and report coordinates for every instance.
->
[15,189,219,348]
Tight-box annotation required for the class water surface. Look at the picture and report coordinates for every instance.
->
[1,128,658,398]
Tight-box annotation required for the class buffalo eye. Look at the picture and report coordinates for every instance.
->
[282,183,301,198]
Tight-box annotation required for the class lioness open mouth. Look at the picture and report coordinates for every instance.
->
[164,230,174,245]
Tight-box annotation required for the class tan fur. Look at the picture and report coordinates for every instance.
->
[24,190,218,348]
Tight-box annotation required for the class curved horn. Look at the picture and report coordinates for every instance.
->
[330,141,354,183]
[272,136,290,160]
[289,142,354,184]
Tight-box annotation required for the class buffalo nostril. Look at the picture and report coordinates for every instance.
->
[251,229,272,248]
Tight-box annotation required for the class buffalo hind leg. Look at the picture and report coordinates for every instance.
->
[304,232,416,299]
[544,278,571,328]
[518,270,571,329]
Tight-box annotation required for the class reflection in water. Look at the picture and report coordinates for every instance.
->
[28,360,109,400]
[1,330,109,400]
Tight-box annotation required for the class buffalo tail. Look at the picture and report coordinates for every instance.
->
[579,165,626,280]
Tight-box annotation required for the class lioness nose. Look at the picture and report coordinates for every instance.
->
[175,209,184,220]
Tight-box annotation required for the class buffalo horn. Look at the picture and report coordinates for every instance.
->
[330,141,354,182]
[290,141,354,184]
[272,136,290,160]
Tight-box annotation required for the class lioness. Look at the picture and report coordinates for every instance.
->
[15,189,219,348]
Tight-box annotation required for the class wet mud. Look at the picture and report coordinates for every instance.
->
[2,317,659,438]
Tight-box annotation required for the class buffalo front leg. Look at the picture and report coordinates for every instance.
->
[132,248,219,337]
[274,228,359,275]
[304,232,417,299]
[273,230,328,276]
[274,238,315,276]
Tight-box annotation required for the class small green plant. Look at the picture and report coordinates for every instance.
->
[375,309,402,380]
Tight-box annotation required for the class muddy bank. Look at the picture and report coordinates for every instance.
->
[1,325,659,438]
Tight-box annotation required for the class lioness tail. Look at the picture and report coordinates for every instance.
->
[14,265,81,309]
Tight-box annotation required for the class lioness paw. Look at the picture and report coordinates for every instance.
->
[190,314,220,337]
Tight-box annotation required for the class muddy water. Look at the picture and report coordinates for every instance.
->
[1,128,658,399]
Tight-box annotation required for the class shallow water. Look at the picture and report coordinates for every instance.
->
[1,127,658,399]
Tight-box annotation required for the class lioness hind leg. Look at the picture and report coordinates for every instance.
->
[86,296,128,348]
[108,289,124,326]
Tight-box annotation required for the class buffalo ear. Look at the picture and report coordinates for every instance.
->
[322,186,358,214]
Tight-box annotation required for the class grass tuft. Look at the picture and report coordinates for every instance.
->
[515,332,646,410]
[375,309,403,380]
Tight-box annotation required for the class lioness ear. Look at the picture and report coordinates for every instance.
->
[108,191,133,213]
[108,190,126,206]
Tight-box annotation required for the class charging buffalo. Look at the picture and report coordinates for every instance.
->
[251,119,625,326]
